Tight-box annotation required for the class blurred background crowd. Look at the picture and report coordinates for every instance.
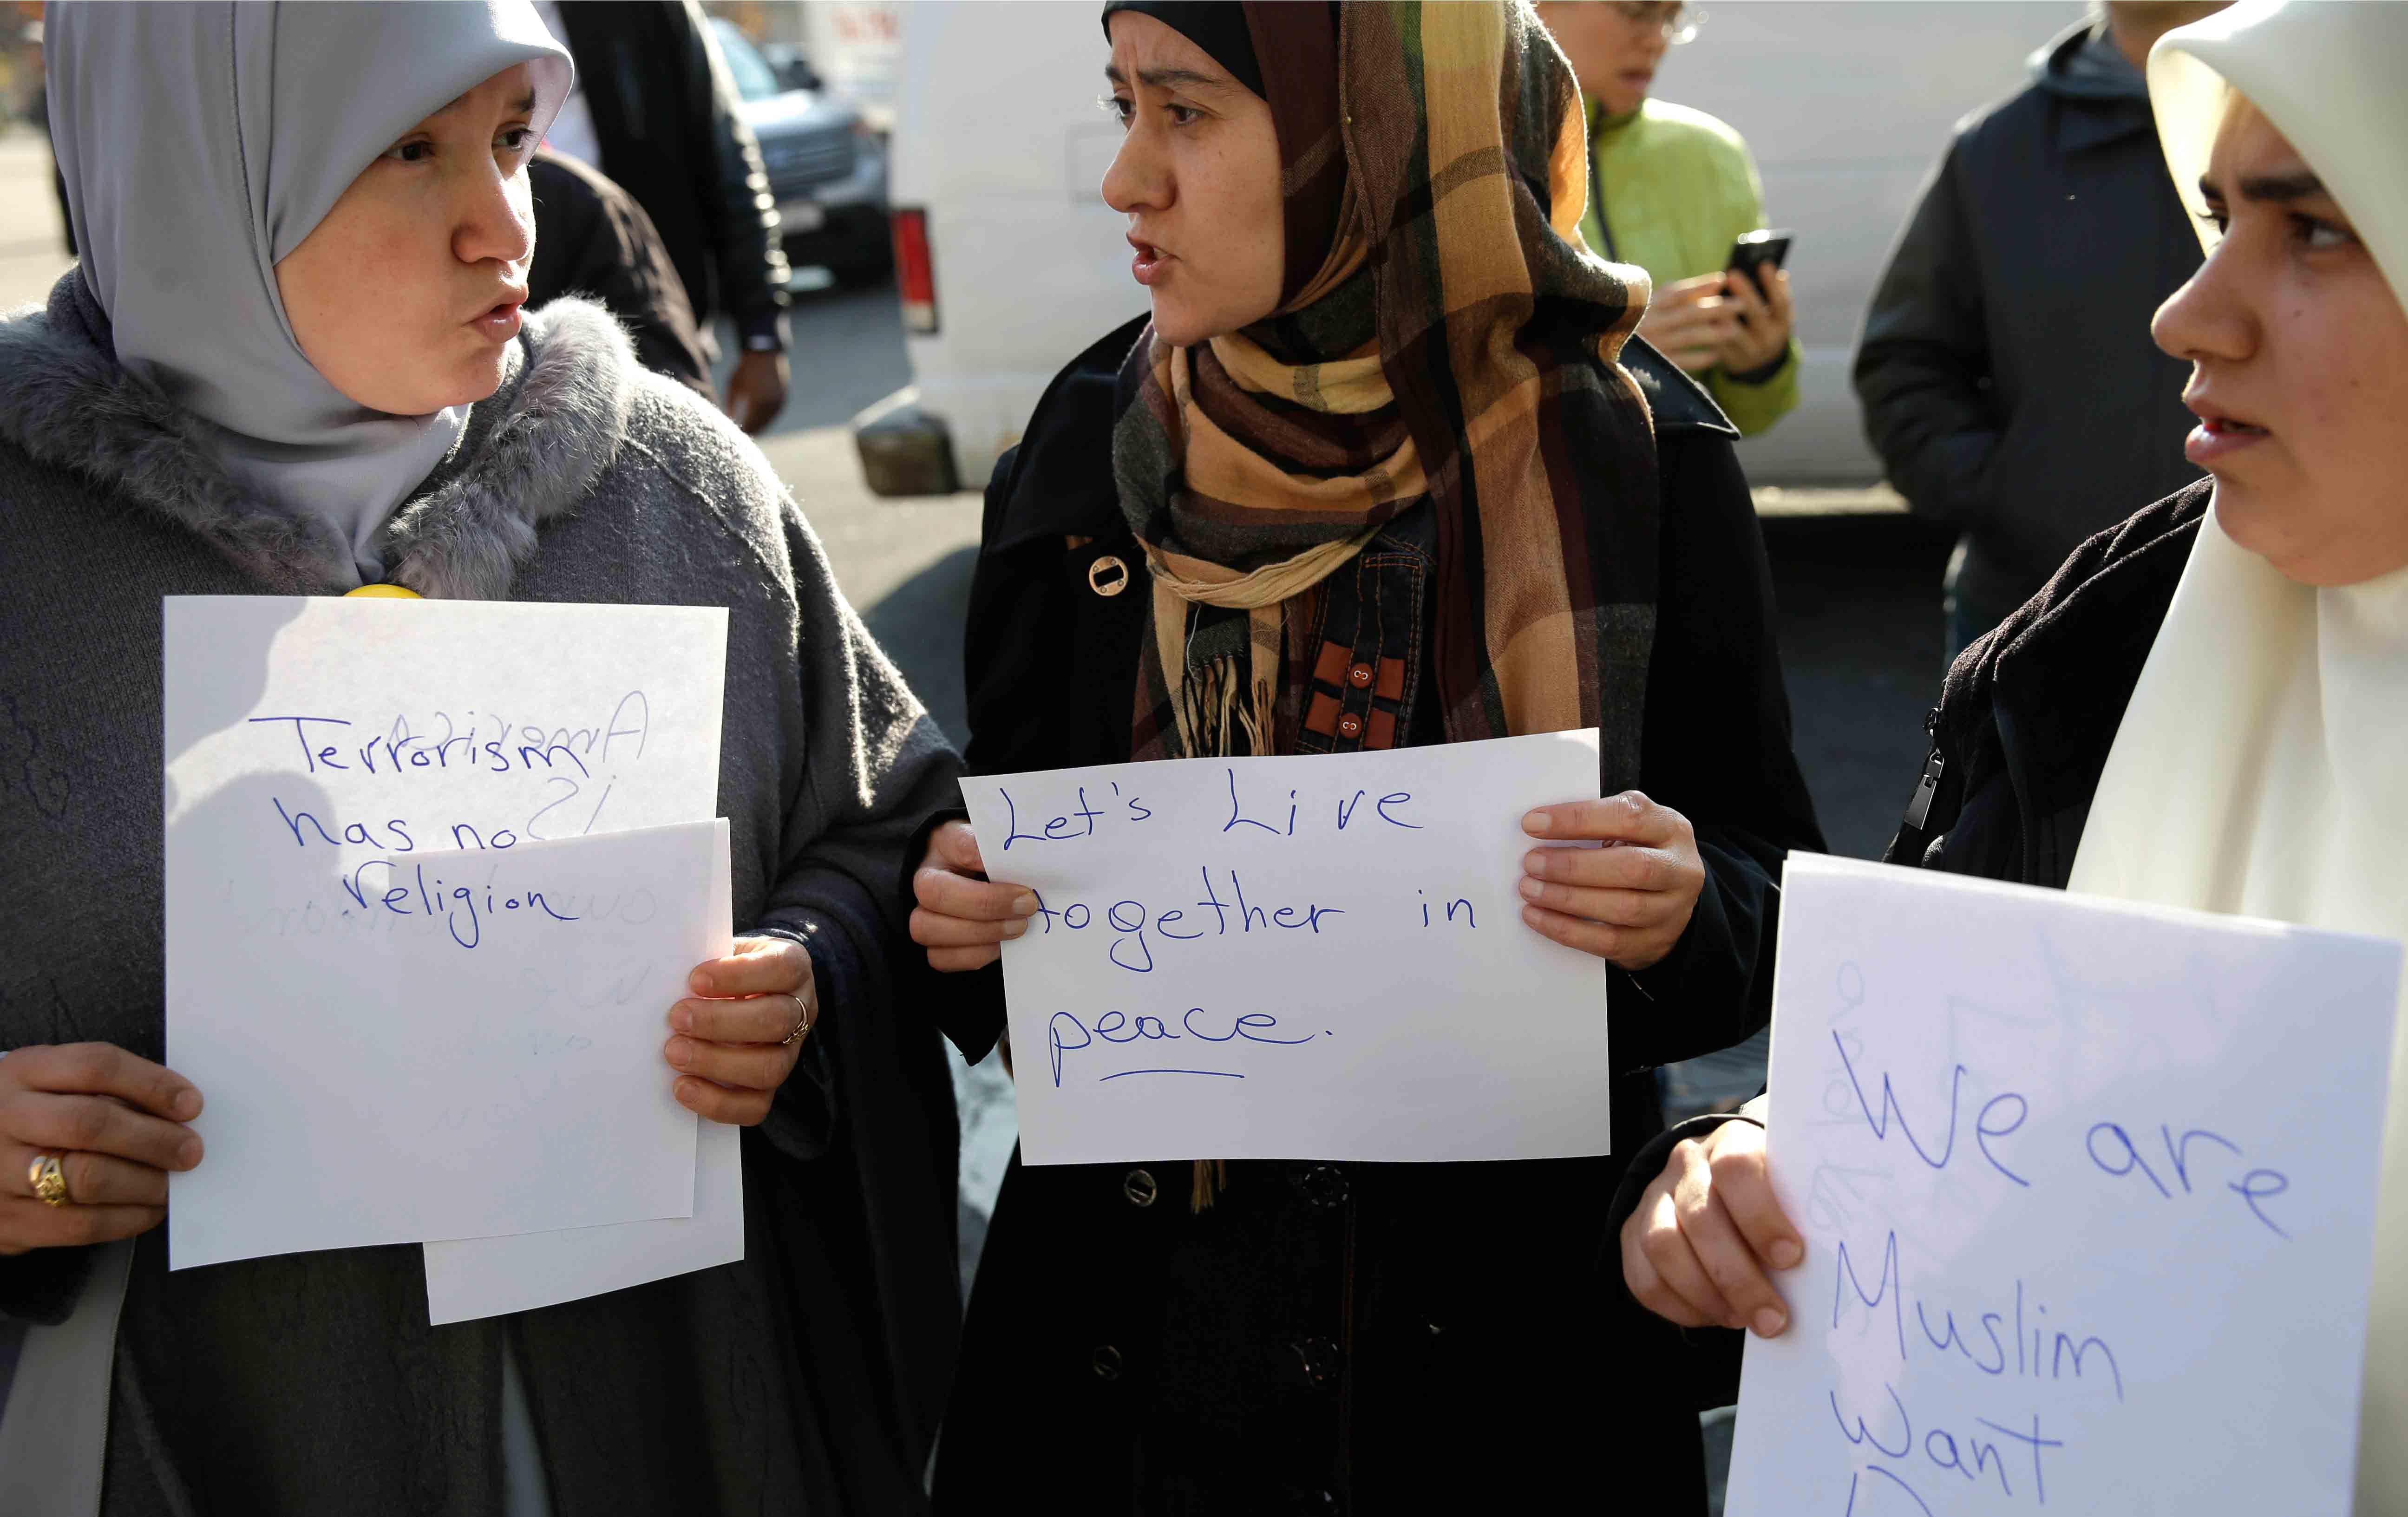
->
[0,4,2222,1501]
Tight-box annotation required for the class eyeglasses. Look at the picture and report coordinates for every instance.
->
[1611,2,1702,45]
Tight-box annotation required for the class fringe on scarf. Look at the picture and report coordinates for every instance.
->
[1171,648,1276,761]
[1191,1158,1228,1211]
[1175,641,1270,1211]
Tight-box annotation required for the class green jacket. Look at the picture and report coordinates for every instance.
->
[1580,96,1799,438]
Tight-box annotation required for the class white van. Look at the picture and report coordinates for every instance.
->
[858,0,2084,497]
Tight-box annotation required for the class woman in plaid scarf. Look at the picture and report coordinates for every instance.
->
[915,3,1821,1508]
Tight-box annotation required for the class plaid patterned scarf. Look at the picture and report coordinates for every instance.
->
[1114,0,1662,785]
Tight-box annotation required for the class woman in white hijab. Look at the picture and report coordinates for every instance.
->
[1611,2,2408,1507]
[0,3,962,1513]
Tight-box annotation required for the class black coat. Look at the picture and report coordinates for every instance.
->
[527,150,712,395]
[1853,21,2203,611]
[1605,481,2210,1350]
[1882,478,2205,886]
[930,318,1825,1514]
[548,1,789,345]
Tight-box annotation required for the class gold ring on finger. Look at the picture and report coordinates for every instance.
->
[780,992,813,1046]
[29,1153,71,1208]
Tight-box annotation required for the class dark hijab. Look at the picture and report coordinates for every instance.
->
[1109,0,1662,768]
[1100,0,1346,308]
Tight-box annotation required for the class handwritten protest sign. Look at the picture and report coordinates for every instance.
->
[167,819,720,1268]
[422,825,744,1325]
[957,732,1610,1164]
[1725,855,2401,1517]
[164,596,728,1269]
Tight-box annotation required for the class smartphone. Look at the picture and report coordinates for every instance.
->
[1726,229,1794,298]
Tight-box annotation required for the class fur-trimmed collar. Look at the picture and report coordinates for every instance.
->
[0,272,637,599]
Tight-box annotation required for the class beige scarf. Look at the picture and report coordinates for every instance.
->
[2068,511,2408,1510]
[1138,314,1412,762]
[2100,9,2408,1503]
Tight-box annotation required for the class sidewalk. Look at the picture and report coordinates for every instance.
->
[0,129,72,311]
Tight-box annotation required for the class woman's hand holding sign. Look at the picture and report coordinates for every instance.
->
[911,820,1040,973]
[1621,1114,1803,1338]
[0,1044,204,1254]
[666,937,818,1125]
[1518,791,1707,969]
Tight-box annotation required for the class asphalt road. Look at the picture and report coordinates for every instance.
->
[1762,510,1956,859]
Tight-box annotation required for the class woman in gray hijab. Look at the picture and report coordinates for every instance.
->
[0,4,962,1512]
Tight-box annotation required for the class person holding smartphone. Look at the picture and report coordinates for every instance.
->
[1534,0,1801,437]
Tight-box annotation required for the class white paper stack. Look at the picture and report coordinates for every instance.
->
[163,596,745,1322]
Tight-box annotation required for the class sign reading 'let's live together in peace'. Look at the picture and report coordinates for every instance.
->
[958,731,1615,1165]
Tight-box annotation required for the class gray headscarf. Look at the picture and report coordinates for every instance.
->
[45,1,574,586]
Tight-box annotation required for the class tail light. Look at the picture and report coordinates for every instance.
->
[894,208,937,335]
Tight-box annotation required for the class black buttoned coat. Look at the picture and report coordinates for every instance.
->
[929,318,1824,1515]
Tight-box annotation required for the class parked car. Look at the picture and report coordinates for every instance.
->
[856,0,2087,497]
[710,17,890,287]
[758,40,824,95]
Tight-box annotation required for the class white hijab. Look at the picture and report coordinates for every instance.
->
[2068,4,2408,1507]
[44,2,572,586]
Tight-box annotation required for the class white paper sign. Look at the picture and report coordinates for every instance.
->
[167,819,720,1268]
[1726,855,2402,1517]
[957,731,1609,1164]
[164,597,729,1269]
[422,824,746,1325]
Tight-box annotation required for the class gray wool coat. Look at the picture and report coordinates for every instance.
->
[0,274,963,1515]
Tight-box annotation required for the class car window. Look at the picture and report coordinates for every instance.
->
[710,19,784,103]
